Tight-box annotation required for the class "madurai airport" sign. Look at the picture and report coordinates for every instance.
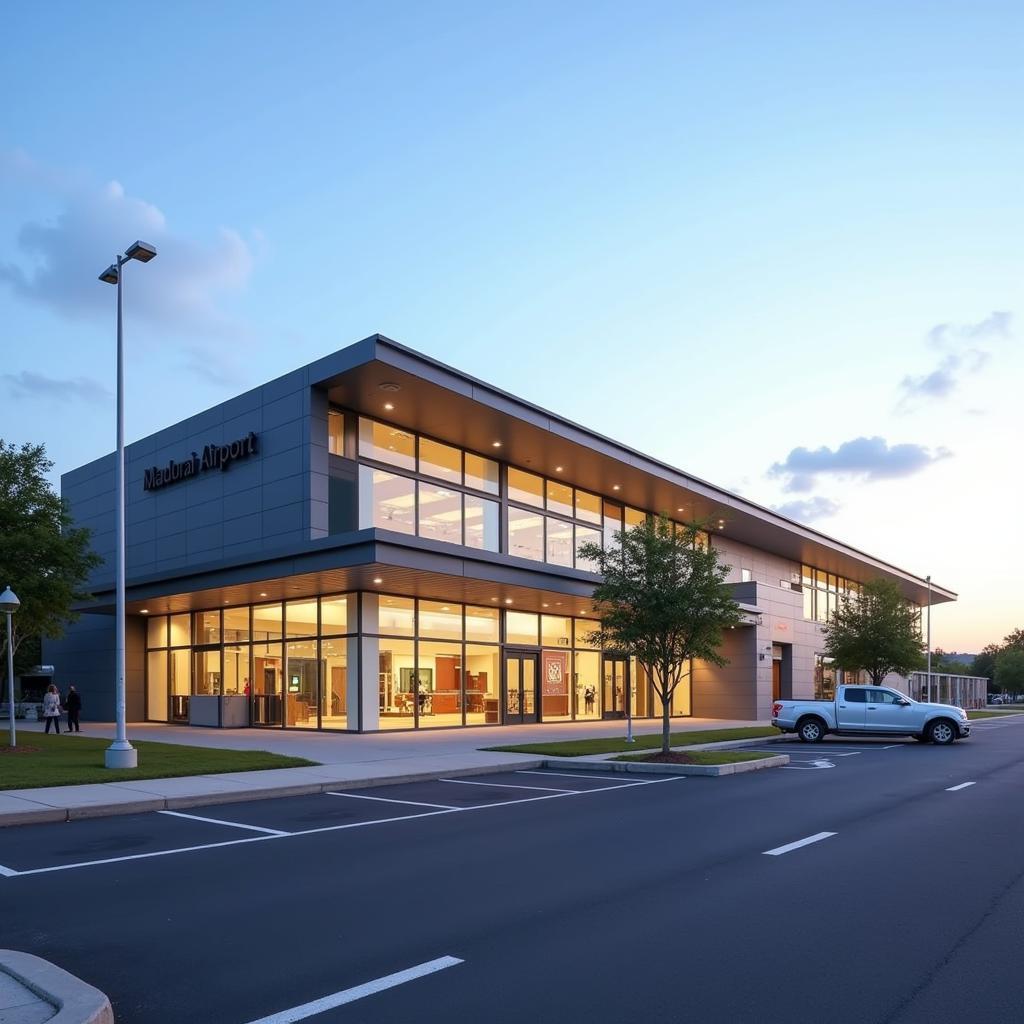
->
[143,432,259,492]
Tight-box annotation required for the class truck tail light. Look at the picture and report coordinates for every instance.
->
[772,702,783,718]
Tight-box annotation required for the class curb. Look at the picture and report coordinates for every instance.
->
[0,949,113,1024]
[0,760,546,829]
[543,753,789,776]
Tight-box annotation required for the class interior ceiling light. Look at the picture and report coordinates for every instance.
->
[383,402,394,411]
[139,608,149,614]
[373,577,383,584]
[612,484,621,491]
[491,441,502,448]
[259,592,268,597]
[504,598,513,605]
[555,466,563,472]
[378,382,401,392]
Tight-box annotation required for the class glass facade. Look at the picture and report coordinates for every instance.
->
[144,593,694,732]
[801,564,863,623]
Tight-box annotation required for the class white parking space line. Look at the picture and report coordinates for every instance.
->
[4,775,682,878]
[243,955,464,1023]
[439,778,576,793]
[326,792,460,811]
[158,810,291,836]
[946,782,976,792]
[763,831,837,856]
[0,863,18,878]
[880,744,903,749]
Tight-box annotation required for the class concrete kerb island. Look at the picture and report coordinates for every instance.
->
[0,949,113,1024]
[546,753,790,776]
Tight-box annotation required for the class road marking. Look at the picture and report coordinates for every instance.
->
[783,760,835,770]
[0,863,18,878]
[158,810,291,836]
[439,778,576,793]
[4,775,681,878]
[946,782,976,792]
[763,831,837,856]
[326,792,460,811]
[243,955,464,1023]
[880,744,903,749]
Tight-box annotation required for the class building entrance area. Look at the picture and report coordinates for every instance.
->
[504,652,538,724]
[602,656,629,719]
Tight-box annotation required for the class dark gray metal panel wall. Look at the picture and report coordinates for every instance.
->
[41,614,144,722]
[61,369,331,593]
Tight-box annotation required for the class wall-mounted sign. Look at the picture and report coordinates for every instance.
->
[143,432,259,492]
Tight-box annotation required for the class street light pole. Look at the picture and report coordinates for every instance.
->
[926,575,932,703]
[1,586,20,749]
[99,241,157,770]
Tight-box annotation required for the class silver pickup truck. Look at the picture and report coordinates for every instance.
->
[772,685,970,744]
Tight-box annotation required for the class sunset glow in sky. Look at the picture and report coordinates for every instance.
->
[2,2,1021,652]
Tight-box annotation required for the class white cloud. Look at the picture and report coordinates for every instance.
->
[1,370,110,404]
[0,149,256,384]
[772,496,841,523]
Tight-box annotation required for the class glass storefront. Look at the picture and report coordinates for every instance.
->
[143,593,694,731]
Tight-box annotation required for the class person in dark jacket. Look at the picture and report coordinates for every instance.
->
[65,685,82,733]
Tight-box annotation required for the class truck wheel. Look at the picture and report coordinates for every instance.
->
[929,719,956,745]
[797,716,826,743]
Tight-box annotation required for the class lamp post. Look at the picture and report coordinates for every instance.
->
[98,241,157,769]
[926,574,932,702]
[1,586,20,749]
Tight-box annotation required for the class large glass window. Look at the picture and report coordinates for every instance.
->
[418,438,461,484]
[464,453,499,495]
[418,640,463,728]
[603,501,623,551]
[169,613,190,647]
[320,595,351,635]
[252,603,283,641]
[321,638,348,728]
[193,611,220,645]
[359,466,416,534]
[574,650,601,718]
[358,417,415,470]
[193,649,222,695]
[223,644,250,696]
[147,650,168,721]
[464,495,499,551]
[546,517,573,567]
[328,409,345,456]
[286,599,318,638]
[223,607,250,643]
[508,468,544,508]
[419,601,463,640]
[541,615,572,648]
[252,641,283,725]
[466,605,499,643]
[378,639,415,729]
[575,525,601,572]
[418,483,463,544]
[508,507,544,562]
[546,480,573,518]
[464,645,500,726]
[147,616,167,649]
[575,489,602,524]
[506,611,539,646]
[286,639,318,728]
[169,649,190,721]
[378,595,415,636]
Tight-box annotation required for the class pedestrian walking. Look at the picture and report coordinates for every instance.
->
[42,683,62,734]
[65,685,82,733]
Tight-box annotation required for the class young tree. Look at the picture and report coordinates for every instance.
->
[577,515,741,756]
[0,441,102,686]
[823,577,925,685]
[995,649,1024,695]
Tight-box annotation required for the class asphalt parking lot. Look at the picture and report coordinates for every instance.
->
[3,716,1024,1024]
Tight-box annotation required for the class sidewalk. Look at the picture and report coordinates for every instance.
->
[1,716,770,827]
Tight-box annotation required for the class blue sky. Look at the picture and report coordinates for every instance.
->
[2,2,1022,651]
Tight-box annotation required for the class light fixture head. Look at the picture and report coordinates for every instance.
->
[491,441,502,448]
[98,265,119,285]
[504,598,513,605]
[555,466,563,473]
[612,484,621,491]
[125,240,157,263]
[378,382,401,393]
[372,577,383,585]
[0,586,20,613]
[139,608,149,614]
[383,402,394,411]
[259,592,268,598]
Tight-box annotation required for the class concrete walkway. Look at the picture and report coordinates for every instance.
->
[1,716,769,827]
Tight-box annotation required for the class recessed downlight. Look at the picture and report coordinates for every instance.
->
[373,577,383,584]
[612,484,621,491]
[139,608,149,614]
[259,592,268,598]
[504,598,513,605]
[383,402,394,411]
[555,466,563,472]
[491,441,502,449]
[379,382,401,393]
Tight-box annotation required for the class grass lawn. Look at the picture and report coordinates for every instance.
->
[613,749,772,765]
[0,734,317,790]
[968,710,1024,719]
[482,725,780,757]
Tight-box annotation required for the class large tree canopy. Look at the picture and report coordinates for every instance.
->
[577,515,741,755]
[995,649,1024,694]
[0,440,101,680]
[822,577,925,685]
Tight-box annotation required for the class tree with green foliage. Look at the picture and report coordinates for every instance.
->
[932,648,972,676]
[995,649,1024,695]
[974,643,1001,692]
[577,514,742,756]
[823,577,925,685]
[0,441,101,691]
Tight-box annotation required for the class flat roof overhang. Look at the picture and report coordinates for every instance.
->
[309,336,955,607]
[82,530,603,619]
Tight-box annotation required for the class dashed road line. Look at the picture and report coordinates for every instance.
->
[946,782,976,792]
[763,831,837,856]
[243,955,464,1023]
[326,792,460,810]
[158,809,291,836]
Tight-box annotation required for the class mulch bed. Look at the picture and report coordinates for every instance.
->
[630,751,701,764]
[0,745,42,755]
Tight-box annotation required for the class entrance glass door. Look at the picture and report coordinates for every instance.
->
[504,653,538,724]
[602,656,629,719]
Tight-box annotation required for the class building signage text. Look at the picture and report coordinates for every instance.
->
[143,432,259,492]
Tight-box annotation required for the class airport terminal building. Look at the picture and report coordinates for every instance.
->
[46,335,956,731]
